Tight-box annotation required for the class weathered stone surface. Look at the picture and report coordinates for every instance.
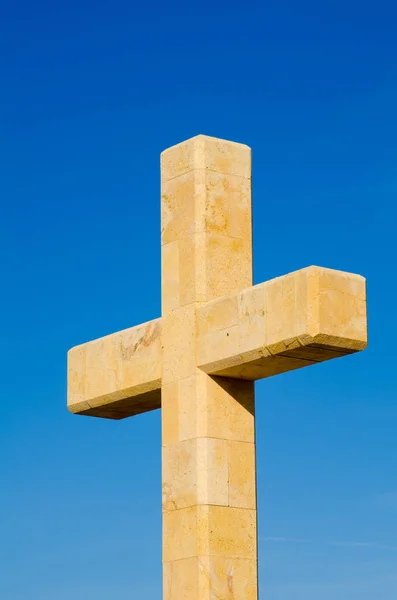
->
[67,318,161,419]
[197,265,367,379]
[160,135,258,599]
[67,134,367,599]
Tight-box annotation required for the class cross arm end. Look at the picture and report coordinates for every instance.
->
[197,266,367,380]
[67,318,162,420]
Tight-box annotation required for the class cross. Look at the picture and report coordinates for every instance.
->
[67,135,367,599]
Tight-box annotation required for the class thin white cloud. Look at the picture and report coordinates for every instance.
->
[263,572,397,600]
[330,540,397,551]
[262,537,397,551]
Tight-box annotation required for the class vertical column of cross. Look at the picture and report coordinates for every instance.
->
[161,135,258,599]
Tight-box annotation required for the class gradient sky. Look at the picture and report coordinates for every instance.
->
[1,1,396,599]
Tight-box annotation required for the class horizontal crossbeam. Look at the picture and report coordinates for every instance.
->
[67,266,367,420]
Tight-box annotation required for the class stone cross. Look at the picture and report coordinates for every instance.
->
[68,135,367,599]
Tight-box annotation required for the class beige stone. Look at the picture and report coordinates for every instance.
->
[228,440,256,509]
[160,134,251,182]
[198,556,258,600]
[67,134,367,599]
[196,266,367,378]
[162,504,256,562]
[164,556,258,600]
[68,318,162,419]
[163,558,201,600]
[162,436,256,512]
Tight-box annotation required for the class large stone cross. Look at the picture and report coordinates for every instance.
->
[68,135,367,599]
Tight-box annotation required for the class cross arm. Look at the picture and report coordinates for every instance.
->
[67,318,162,419]
[196,266,367,380]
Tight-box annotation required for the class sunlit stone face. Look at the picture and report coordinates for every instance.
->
[67,135,367,600]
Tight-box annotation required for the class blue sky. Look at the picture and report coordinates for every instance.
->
[0,1,396,598]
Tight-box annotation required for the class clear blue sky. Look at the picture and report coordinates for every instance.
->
[0,1,396,599]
